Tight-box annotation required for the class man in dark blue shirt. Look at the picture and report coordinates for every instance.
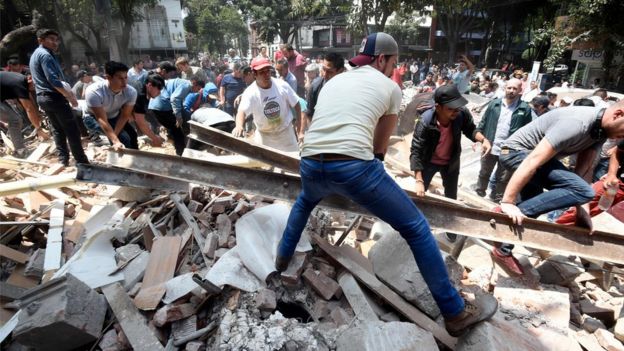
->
[29,29,89,166]
[218,63,246,116]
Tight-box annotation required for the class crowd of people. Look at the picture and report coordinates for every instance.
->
[1,29,624,338]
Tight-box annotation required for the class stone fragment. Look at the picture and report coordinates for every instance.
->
[185,341,206,351]
[580,298,616,326]
[255,288,277,311]
[153,303,196,327]
[302,268,342,300]
[280,252,307,285]
[13,274,107,351]
[202,233,219,259]
[187,200,203,213]
[369,221,395,241]
[355,229,369,241]
[330,307,351,326]
[336,321,438,351]
[128,282,142,298]
[172,315,197,340]
[582,314,607,333]
[120,251,149,291]
[99,329,119,351]
[312,300,331,321]
[369,230,462,319]
[24,248,45,278]
[215,214,232,247]
[574,330,604,351]
[594,328,624,351]
[535,256,583,286]
[111,186,151,202]
[615,317,624,342]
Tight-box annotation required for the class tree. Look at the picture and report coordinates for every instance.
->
[183,0,248,55]
[112,0,156,64]
[53,0,107,63]
[348,0,426,36]
[429,0,485,64]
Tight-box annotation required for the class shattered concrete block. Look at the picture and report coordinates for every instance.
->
[185,341,206,351]
[233,200,251,215]
[281,252,307,285]
[202,233,219,259]
[211,203,226,215]
[369,221,395,241]
[24,248,45,278]
[120,251,149,291]
[13,274,107,351]
[580,299,616,326]
[594,328,624,351]
[216,214,232,247]
[330,307,351,326]
[336,321,438,351]
[312,300,331,321]
[115,244,143,263]
[99,329,118,351]
[536,255,584,286]
[111,186,151,202]
[172,315,197,340]
[189,184,206,202]
[615,317,624,342]
[582,314,607,333]
[187,200,203,213]
[302,268,342,300]
[153,303,196,327]
[369,230,462,319]
[255,289,277,311]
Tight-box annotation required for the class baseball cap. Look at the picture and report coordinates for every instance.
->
[250,57,272,71]
[434,85,468,109]
[349,32,399,67]
[203,82,219,101]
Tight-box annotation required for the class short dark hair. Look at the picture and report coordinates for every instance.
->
[593,88,608,100]
[75,70,93,79]
[189,75,205,87]
[158,61,177,73]
[7,58,19,65]
[104,61,129,76]
[241,65,252,75]
[276,59,288,68]
[133,59,144,66]
[146,74,165,89]
[573,98,595,107]
[282,43,294,51]
[531,96,550,108]
[323,52,344,71]
[36,29,60,39]
[546,92,557,100]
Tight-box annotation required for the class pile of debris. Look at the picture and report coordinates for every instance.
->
[1,135,623,351]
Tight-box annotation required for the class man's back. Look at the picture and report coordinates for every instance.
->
[301,65,401,160]
[503,106,605,157]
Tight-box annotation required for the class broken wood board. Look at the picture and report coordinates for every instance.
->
[42,199,65,280]
[312,235,457,349]
[65,209,91,243]
[170,193,210,266]
[134,236,182,310]
[26,142,50,162]
[337,271,379,322]
[0,244,29,264]
[0,173,77,197]
[7,265,39,289]
[102,283,165,351]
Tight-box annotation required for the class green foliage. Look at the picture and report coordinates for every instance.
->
[348,0,427,35]
[184,0,248,54]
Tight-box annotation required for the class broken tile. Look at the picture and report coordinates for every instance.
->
[153,303,195,327]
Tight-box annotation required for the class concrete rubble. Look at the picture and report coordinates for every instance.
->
[1,126,623,351]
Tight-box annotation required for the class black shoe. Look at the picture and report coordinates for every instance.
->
[275,255,291,272]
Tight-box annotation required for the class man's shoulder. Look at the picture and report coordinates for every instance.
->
[86,80,107,95]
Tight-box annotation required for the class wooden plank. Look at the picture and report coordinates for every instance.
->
[44,164,65,176]
[337,271,379,322]
[29,191,51,214]
[42,199,65,280]
[170,193,210,266]
[133,236,182,310]
[65,209,90,243]
[7,265,39,288]
[312,235,457,349]
[26,142,50,162]
[0,244,29,264]
[102,283,165,351]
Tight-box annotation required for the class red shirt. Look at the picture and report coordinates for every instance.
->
[430,122,453,166]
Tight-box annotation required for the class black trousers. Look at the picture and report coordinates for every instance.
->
[36,93,89,165]
[148,109,186,155]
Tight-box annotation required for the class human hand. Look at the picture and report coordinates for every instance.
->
[68,95,78,107]
[151,136,163,147]
[602,174,619,188]
[481,139,492,157]
[36,128,50,141]
[415,181,426,197]
[111,141,125,152]
[232,126,244,138]
[500,202,526,225]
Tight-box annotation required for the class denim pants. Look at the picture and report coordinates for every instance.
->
[497,150,595,254]
[107,115,138,149]
[421,163,459,200]
[0,101,25,150]
[476,153,509,202]
[278,157,464,317]
[36,94,89,164]
[148,109,186,155]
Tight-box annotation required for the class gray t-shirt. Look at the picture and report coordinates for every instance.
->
[502,106,605,157]
[85,80,137,119]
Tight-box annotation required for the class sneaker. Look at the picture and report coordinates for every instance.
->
[445,292,498,337]
[275,255,291,272]
[490,248,525,276]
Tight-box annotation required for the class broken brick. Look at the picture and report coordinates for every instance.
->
[153,303,195,327]
[302,268,342,300]
[281,252,307,285]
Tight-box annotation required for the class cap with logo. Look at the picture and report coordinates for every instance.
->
[434,85,468,109]
[250,57,272,71]
[349,32,399,67]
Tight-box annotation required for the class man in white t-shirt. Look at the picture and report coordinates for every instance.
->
[232,57,301,152]
[275,32,497,338]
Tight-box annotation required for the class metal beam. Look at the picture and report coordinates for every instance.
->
[103,149,624,265]
[188,122,300,173]
[76,163,188,192]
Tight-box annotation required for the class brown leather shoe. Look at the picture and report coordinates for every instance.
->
[491,248,525,276]
[445,292,498,337]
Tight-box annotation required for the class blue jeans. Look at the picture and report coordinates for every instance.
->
[107,115,138,149]
[497,150,595,254]
[278,157,464,317]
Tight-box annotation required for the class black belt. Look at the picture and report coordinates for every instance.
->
[306,153,359,162]
[36,91,62,97]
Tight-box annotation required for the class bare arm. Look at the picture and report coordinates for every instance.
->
[500,138,558,224]
[604,147,621,187]
[373,114,398,156]
[91,106,123,149]
[133,113,162,147]
[18,98,42,129]
[232,109,246,137]
[113,104,134,136]
[219,86,225,105]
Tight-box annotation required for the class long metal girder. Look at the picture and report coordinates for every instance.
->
[76,163,188,192]
[103,149,624,264]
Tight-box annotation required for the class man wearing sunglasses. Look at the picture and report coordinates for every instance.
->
[276,32,497,338]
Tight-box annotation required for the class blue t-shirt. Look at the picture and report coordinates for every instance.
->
[221,74,246,105]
